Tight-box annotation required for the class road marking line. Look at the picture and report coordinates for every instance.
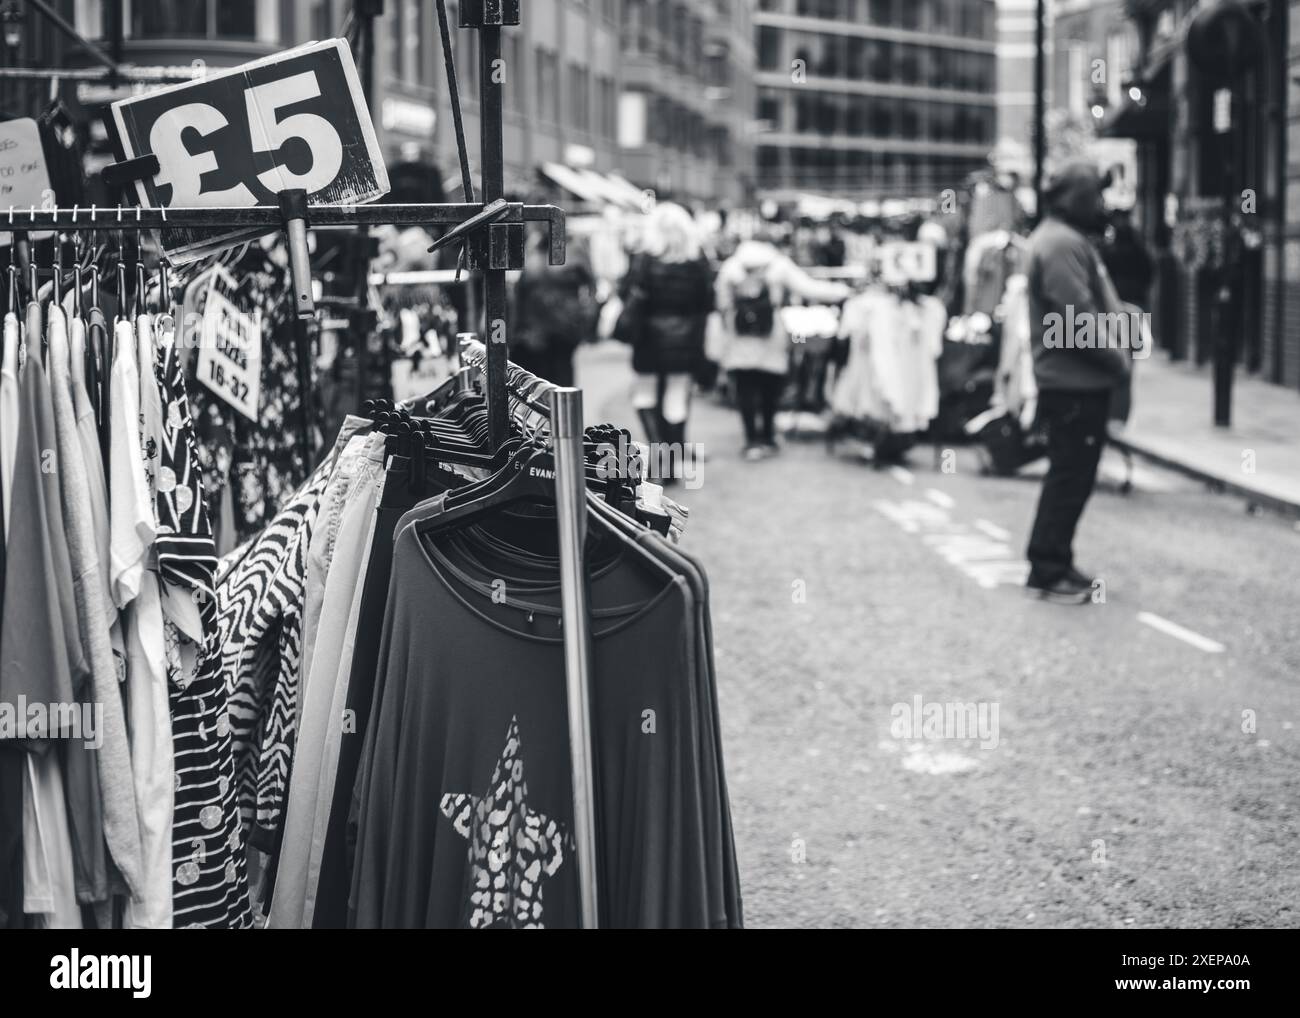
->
[889,466,914,486]
[925,488,955,508]
[974,519,1011,541]
[1136,611,1225,654]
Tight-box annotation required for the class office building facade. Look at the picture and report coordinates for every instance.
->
[752,0,999,199]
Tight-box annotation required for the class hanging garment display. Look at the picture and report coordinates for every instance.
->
[0,261,248,929]
[185,246,325,548]
[191,348,741,930]
[834,288,947,436]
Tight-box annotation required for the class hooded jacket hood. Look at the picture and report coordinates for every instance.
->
[1044,160,1106,233]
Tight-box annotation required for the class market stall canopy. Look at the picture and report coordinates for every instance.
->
[539,162,643,211]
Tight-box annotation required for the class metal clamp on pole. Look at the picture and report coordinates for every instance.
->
[549,386,599,930]
[427,197,511,254]
[100,153,161,190]
[278,188,315,319]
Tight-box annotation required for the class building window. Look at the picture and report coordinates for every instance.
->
[758,87,783,132]
[308,0,332,40]
[125,0,276,42]
[597,75,617,139]
[568,62,590,134]
[402,0,426,86]
[507,35,527,113]
[619,89,648,149]
[536,48,560,123]
[74,0,103,37]
[758,26,781,71]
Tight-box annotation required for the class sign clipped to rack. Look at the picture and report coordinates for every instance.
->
[110,39,390,264]
[197,266,262,420]
[0,118,54,244]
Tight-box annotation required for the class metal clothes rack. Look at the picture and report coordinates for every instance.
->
[5,0,602,928]
[458,337,599,930]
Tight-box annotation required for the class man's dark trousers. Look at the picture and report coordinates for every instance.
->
[1027,388,1112,585]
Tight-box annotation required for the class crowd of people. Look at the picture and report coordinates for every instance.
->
[507,166,1152,606]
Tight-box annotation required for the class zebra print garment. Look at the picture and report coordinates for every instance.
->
[151,322,252,929]
[154,325,218,635]
[204,418,369,853]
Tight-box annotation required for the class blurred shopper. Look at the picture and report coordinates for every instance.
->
[1024,161,1132,604]
[1100,208,1152,427]
[617,202,715,484]
[1101,209,1154,309]
[715,235,850,460]
[512,229,598,386]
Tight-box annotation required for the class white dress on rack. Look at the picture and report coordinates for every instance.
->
[833,290,946,433]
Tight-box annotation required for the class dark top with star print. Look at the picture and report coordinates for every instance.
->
[349,520,719,929]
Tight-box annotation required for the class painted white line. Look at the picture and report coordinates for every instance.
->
[889,466,915,486]
[925,488,955,509]
[974,518,1012,541]
[1136,611,1225,654]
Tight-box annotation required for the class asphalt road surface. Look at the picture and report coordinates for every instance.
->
[579,342,1299,929]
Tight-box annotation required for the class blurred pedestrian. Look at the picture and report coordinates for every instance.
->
[1100,208,1152,427]
[511,228,598,387]
[1024,161,1133,604]
[715,234,850,460]
[617,202,715,484]
[1101,208,1154,309]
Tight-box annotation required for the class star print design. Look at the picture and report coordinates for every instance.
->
[440,716,569,929]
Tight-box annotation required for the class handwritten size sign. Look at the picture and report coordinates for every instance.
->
[111,39,389,264]
[0,118,53,244]
[197,267,262,420]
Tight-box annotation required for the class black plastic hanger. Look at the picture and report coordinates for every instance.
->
[414,438,558,538]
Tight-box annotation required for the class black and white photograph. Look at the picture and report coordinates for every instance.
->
[0,0,1293,994]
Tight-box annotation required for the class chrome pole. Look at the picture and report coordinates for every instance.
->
[549,386,599,929]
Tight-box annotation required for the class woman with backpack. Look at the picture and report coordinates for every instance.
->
[616,203,715,483]
[715,235,851,460]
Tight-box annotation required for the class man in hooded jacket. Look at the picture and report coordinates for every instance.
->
[1024,161,1133,604]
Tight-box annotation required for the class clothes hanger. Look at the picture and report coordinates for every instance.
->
[135,248,147,318]
[413,435,558,540]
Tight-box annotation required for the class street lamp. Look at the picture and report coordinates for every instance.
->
[1,0,24,51]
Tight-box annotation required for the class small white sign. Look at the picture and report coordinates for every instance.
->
[878,241,937,285]
[0,118,53,244]
[196,268,261,420]
[1213,88,1232,134]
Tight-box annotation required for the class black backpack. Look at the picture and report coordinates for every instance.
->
[733,265,775,337]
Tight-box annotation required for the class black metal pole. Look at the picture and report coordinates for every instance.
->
[355,0,380,412]
[1274,0,1288,389]
[480,23,508,449]
[1214,92,1236,428]
[1034,0,1046,223]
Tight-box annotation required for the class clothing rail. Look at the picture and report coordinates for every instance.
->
[4,199,565,459]
[458,335,600,928]
[1,202,565,264]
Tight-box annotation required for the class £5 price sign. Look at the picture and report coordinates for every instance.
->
[111,39,389,264]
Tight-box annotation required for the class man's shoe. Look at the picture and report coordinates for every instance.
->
[1065,566,1095,588]
[743,445,766,462]
[1025,575,1092,605]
